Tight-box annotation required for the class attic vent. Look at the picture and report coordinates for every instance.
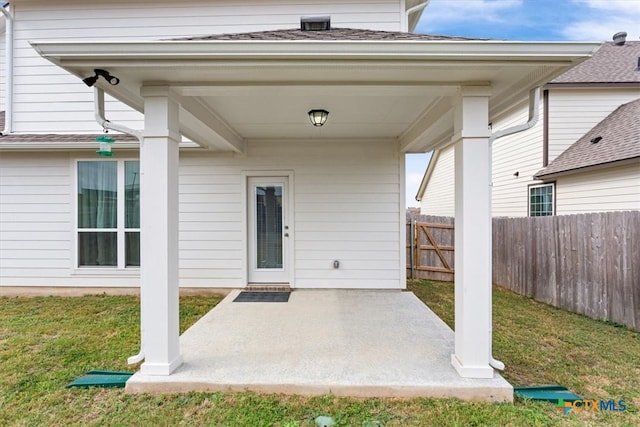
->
[612,31,627,46]
[591,136,603,144]
[301,16,331,31]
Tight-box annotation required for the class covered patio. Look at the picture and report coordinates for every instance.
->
[126,289,513,401]
[31,29,598,394]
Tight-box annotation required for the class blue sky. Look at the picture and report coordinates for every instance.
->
[405,0,640,207]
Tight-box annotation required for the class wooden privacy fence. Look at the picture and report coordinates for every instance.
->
[493,211,640,331]
[407,211,640,331]
[406,215,455,282]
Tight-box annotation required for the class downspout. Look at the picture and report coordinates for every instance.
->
[93,87,145,365]
[94,87,142,141]
[1,2,13,135]
[487,87,540,371]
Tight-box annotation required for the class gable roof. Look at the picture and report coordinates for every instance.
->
[173,28,479,42]
[535,98,640,179]
[549,41,640,85]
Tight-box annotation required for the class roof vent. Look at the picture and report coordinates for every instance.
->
[591,136,603,144]
[301,16,331,31]
[612,31,627,46]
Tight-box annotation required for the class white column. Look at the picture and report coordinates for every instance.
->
[451,86,494,379]
[139,86,182,375]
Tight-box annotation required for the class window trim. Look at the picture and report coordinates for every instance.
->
[73,158,140,271]
[528,182,555,217]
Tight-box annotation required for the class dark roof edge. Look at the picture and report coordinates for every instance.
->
[535,156,640,180]
[545,82,640,89]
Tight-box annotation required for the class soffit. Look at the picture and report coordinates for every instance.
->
[31,38,600,153]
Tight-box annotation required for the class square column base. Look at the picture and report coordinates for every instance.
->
[140,355,183,376]
[451,354,494,379]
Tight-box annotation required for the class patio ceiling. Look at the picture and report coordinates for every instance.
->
[31,39,600,153]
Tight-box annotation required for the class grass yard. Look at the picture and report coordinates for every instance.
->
[0,281,638,426]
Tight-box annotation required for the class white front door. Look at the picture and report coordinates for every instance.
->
[247,177,289,284]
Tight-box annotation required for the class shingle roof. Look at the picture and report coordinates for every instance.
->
[0,111,138,144]
[535,98,640,179]
[550,41,640,84]
[173,28,479,41]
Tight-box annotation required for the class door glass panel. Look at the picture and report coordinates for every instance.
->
[255,185,283,269]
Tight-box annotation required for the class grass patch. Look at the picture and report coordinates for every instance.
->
[1,284,638,426]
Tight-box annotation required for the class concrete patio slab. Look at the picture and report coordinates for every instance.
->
[126,290,513,402]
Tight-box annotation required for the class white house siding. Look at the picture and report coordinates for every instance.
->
[547,89,640,163]
[10,0,403,134]
[420,99,546,218]
[180,139,402,289]
[490,101,545,217]
[0,151,141,287]
[419,145,454,216]
[0,152,73,286]
[1,140,402,289]
[555,164,640,214]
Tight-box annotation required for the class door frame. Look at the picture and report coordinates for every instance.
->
[241,170,295,287]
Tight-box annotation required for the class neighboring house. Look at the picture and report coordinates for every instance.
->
[0,0,598,379]
[417,37,640,217]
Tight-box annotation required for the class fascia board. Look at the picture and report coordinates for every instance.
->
[415,148,440,202]
[31,40,602,64]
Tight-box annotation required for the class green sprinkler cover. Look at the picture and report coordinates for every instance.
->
[66,370,133,389]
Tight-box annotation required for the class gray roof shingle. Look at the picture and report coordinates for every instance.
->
[172,28,479,41]
[550,41,640,84]
[535,98,640,179]
[0,110,139,143]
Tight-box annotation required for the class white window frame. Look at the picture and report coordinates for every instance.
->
[528,182,555,217]
[73,158,140,270]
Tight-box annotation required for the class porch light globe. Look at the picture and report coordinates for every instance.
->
[95,135,115,157]
[308,109,329,127]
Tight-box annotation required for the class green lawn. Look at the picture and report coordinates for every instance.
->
[0,281,638,426]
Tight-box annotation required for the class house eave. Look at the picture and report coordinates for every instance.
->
[31,39,602,62]
[29,38,600,153]
[535,157,640,181]
[415,148,440,202]
[545,82,640,89]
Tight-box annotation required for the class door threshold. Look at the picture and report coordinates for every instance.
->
[246,284,291,292]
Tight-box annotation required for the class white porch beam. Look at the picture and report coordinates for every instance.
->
[451,86,494,379]
[398,97,454,153]
[139,85,182,375]
[179,96,245,153]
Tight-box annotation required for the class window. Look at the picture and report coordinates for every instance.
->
[77,160,140,268]
[529,183,554,216]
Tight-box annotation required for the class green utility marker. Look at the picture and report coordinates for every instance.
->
[66,370,133,389]
[513,385,582,402]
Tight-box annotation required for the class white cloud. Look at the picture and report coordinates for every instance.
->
[563,0,640,40]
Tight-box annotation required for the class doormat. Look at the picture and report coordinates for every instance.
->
[513,385,582,402]
[66,370,133,389]
[233,291,290,302]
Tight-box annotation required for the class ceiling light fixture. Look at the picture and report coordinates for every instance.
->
[308,109,329,127]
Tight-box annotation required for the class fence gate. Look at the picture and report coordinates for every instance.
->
[407,216,455,281]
